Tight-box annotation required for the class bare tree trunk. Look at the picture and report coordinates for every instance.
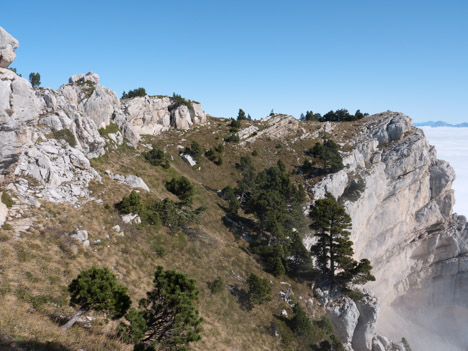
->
[61,308,86,331]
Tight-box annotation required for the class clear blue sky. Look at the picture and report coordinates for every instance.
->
[2,0,467,122]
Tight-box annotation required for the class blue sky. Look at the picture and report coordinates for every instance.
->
[2,0,467,122]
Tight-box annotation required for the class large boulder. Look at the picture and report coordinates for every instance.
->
[0,27,19,68]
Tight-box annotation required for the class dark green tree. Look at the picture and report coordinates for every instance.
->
[290,303,312,337]
[122,87,146,99]
[309,195,375,287]
[166,177,194,204]
[237,109,247,121]
[63,267,130,331]
[29,72,41,88]
[119,266,203,350]
[143,146,170,168]
[187,141,203,161]
[247,273,271,305]
[310,140,343,174]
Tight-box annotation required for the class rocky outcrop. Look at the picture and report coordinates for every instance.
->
[12,139,101,205]
[0,67,44,182]
[310,111,467,350]
[0,26,19,68]
[121,95,207,135]
[0,26,207,198]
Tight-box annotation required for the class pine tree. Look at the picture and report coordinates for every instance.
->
[119,266,203,350]
[237,108,247,121]
[309,195,375,287]
[29,72,41,88]
[290,303,312,337]
[63,267,130,331]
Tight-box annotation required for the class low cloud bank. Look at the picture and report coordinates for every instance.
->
[421,126,468,216]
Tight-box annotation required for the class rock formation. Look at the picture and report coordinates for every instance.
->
[310,112,467,350]
[0,26,19,68]
[0,26,206,193]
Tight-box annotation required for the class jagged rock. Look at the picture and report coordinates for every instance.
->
[0,26,19,68]
[121,213,141,224]
[0,68,44,181]
[308,112,465,350]
[113,174,150,191]
[69,72,100,85]
[71,229,89,246]
[353,295,379,351]
[58,73,120,129]
[325,296,360,349]
[121,96,207,135]
[180,153,197,166]
[13,140,101,204]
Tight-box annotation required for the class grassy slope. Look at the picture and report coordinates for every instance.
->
[0,116,362,351]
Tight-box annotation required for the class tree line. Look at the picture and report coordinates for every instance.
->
[300,109,369,122]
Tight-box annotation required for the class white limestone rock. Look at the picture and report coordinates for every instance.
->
[13,140,101,205]
[0,68,44,179]
[121,213,141,224]
[71,229,89,246]
[121,95,207,136]
[0,27,19,68]
[0,194,8,226]
[180,153,197,167]
[113,174,150,191]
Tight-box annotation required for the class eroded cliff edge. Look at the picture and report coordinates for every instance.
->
[311,112,467,350]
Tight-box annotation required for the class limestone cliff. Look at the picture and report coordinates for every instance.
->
[310,112,466,350]
[0,26,466,351]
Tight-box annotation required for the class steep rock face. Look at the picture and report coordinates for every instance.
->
[121,95,207,135]
[311,112,466,350]
[0,68,44,183]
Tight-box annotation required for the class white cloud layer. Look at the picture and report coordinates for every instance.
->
[420,127,468,217]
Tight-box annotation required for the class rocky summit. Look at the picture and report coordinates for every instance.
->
[0,26,466,351]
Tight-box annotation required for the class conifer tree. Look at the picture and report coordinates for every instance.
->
[63,267,131,331]
[119,266,203,350]
[309,195,375,287]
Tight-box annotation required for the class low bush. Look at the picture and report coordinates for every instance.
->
[247,273,271,305]
[1,192,14,208]
[53,129,77,147]
[142,146,170,168]
[165,176,194,204]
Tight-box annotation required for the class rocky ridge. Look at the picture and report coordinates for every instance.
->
[0,27,206,208]
[0,26,465,351]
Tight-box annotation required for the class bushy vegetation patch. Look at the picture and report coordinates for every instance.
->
[53,129,77,147]
[98,123,119,137]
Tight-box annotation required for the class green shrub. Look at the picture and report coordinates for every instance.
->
[186,141,203,161]
[1,192,14,208]
[224,134,240,143]
[116,191,142,215]
[247,273,271,305]
[76,80,96,97]
[53,129,77,147]
[165,176,194,204]
[252,149,258,156]
[98,123,119,137]
[208,277,224,294]
[171,92,194,112]
[121,88,146,99]
[142,146,169,168]
[1,223,13,231]
[290,303,312,337]
[340,176,366,202]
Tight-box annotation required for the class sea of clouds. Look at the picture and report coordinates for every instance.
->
[420,127,468,216]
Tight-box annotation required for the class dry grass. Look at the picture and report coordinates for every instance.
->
[0,117,362,350]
